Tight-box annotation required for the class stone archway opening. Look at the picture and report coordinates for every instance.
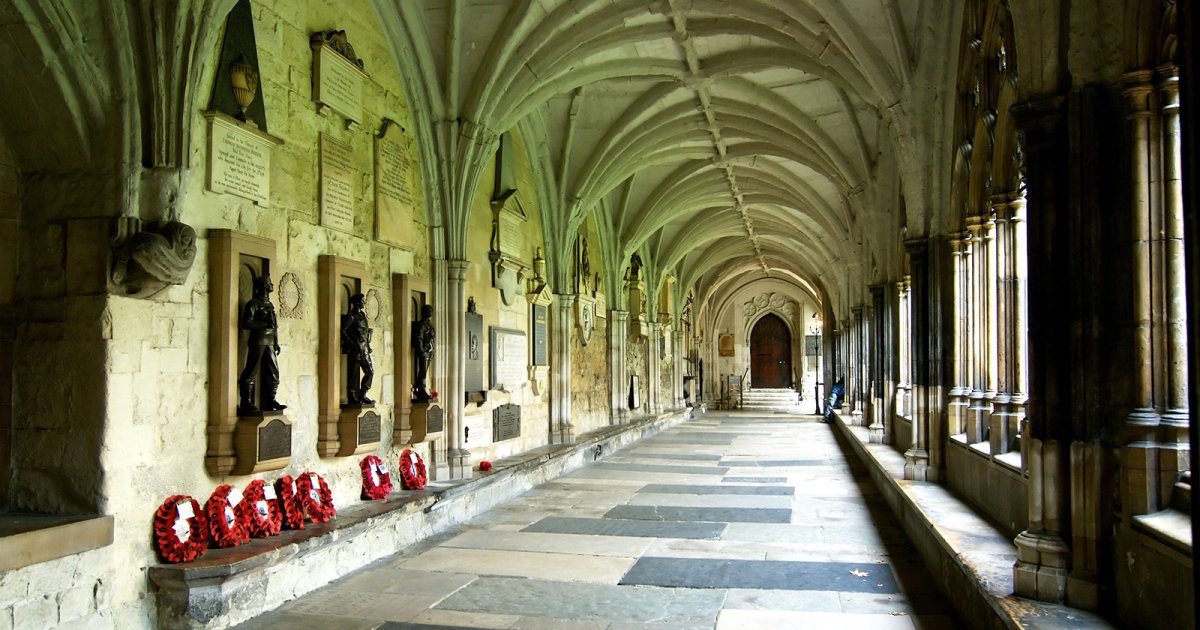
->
[750,313,791,389]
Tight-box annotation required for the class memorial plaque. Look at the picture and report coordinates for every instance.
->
[258,418,292,461]
[312,43,364,123]
[320,133,355,233]
[426,405,445,434]
[489,327,527,391]
[358,410,381,446]
[805,335,822,357]
[492,403,521,441]
[205,112,279,206]
[532,304,548,366]
[375,122,414,248]
[466,310,485,394]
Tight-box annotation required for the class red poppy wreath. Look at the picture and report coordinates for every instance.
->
[360,455,393,500]
[273,475,304,530]
[152,494,208,563]
[236,479,282,538]
[295,471,336,523]
[399,449,428,490]
[205,484,250,548]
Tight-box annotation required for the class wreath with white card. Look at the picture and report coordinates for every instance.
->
[152,495,208,563]
[399,449,428,490]
[359,455,393,500]
[236,479,282,538]
[295,471,336,523]
[205,484,250,548]
[273,475,304,530]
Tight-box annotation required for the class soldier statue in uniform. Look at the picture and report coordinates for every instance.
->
[412,304,435,402]
[341,292,375,405]
[238,275,286,413]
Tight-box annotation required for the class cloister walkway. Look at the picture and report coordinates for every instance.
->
[235,411,959,629]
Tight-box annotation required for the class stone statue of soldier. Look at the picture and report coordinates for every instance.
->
[412,304,435,402]
[341,292,375,405]
[238,275,286,413]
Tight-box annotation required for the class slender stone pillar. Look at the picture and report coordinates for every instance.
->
[673,329,685,409]
[850,306,865,420]
[990,194,1014,455]
[965,216,989,444]
[1156,63,1190,497]
[445,259,469,478]
[1012,94,1070,603]
[647,320,662,414]
[551,293,575,444]
[868,285,886,443]
[1121,70,1163,515]
[895,278,911,419]
[609,310,629,423]
[904,240,930,480]
[948,235,970,436]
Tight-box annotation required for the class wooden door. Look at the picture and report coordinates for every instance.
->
[750,314,792,388]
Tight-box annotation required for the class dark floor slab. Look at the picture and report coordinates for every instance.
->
[637,484,794,496]
[648,435,736,445]
[722,477,789,484]
[604,505,791,524]
[521,516,726,540]
[720,459,824,467]
[595,462,730,475]
[619,557,900,593]
[434,576,725,625]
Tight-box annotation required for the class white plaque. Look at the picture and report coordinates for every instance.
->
[321,133,355,233]
[489,327,528,392]
[204,112,281,206]
[374,122,414,249]
[313,44,364,123]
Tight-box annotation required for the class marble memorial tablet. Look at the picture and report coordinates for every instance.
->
[489,327,527,392]
[312,43,364,123]
[204,112,280,206]
[492,403,521,441]
[320,133,355,233]
[532,304,548,366]
[374,122,414,248]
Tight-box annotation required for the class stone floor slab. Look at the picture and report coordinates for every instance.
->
[721,476,789,484]
[435,576,725,625]
[440,529,654,558]
[716,609,920,629]
[400,547,635,584]
[521,516,726,540]
[595,462,731,475]
[620,557,900,593]
[604,505,792,523]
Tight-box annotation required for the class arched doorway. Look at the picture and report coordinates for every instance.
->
[750,314,792,388]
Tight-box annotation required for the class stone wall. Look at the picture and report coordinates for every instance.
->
[627,335,648,414]
[0,128,14,508]
[570,313,610,434]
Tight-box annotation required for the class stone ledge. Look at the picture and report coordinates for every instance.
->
[0,514,114,571]
[829,412,1117,630]
[149,408,690,629]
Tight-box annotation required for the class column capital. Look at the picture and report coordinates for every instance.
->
[1156,63,1180,111]
[1121,69,1156,114]
[446,258,470,278]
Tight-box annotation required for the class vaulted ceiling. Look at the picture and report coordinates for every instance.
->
[365,1,950,317]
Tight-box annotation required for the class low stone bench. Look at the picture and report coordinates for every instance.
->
[148,409,690,629]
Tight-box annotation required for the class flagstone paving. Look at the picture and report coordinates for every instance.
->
[234,411,960,629]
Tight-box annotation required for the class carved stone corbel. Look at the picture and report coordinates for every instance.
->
[109,218,198,298]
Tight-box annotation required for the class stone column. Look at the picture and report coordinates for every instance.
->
[609,310,629,423]
[904,239,930,480]
[673,329,685,409]
[895,278,911,419]
[445,259,469,478]
[647,320,662,414]
[850,306,864,420]
[1157,63,1190,495]
[551,293,575,444]
[965,216,989,444]
[948,234,970,436]
[1012,94,1070,603]
[868,285,886,443]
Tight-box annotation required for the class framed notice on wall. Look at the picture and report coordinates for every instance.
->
[532,304,548,366]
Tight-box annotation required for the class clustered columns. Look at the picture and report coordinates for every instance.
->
[647,319,662,414]
[894,277,912,419]
[445,259,470,478]
[850,306,866,421]
[867,284,887,444]
[948,234,970,436]
[964,213,997,444]
[609,310,630,424]
[990,191,1029,457]
[903,239,932,481]
[551,293,575,444]
[672,328,685,410]
[1121,65,1191,517]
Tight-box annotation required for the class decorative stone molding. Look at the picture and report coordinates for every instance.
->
[364,287,383,324]
[276,271,305,319]
[109,218,197,298]
[575,295,596,346]
[742,292,796,321]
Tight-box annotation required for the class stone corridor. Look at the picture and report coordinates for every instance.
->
[234,412,960,629]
